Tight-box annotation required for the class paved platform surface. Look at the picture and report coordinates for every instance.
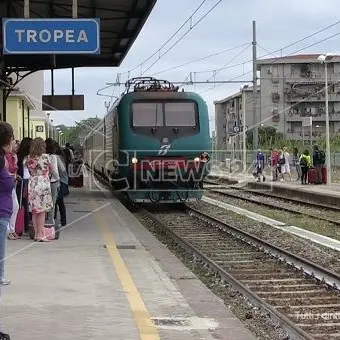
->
[209,169,340,197]
[1,183,255,340]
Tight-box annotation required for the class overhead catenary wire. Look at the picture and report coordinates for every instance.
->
[198,29,340,95]
[141,0,224,75]
[151,42,250,76]
[194,18,340,76]
[121,0,209,77]
[206,43,252,82]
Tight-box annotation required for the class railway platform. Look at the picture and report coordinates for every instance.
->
[209,169,340,205]
[1,178,255,340]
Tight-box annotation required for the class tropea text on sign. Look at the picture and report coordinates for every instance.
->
[15,29,89,43]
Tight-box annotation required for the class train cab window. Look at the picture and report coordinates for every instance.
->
[132,103,163,127]
[165,102,196,127]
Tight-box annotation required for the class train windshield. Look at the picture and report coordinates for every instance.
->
[132,103,163,127]
[132,101,196,127]
[164,102,196,127]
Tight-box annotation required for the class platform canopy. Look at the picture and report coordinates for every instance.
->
[0,0,157,71]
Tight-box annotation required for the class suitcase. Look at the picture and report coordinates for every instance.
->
[307,168,317,184]
[70,175,83,188]
[322,167,327,184]
[15,181,24,237]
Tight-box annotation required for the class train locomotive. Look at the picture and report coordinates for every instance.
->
[83,77,211,203]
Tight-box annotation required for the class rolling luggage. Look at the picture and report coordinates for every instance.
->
[307,168,317,184]
[15,181,24,237]
[322,166,327,184]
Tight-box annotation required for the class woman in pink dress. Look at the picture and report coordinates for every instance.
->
[27,138,53,242]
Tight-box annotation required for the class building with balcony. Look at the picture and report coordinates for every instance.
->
[257,54,340,140]
[214,86,260,154]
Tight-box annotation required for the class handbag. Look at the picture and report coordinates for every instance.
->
[15,181,24,236]
[23,179,28,199]
[43,217,56,240]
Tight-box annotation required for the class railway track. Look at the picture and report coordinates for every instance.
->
[233,186,340,213]
[206,187,340,226]
[139,205,340,340]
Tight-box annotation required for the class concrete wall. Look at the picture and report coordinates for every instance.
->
[13,71,45,119]
[6,97,30,140]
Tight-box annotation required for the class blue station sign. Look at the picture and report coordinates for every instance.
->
[2,18,100,55]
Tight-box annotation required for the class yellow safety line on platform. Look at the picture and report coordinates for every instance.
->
[93,201,160,340]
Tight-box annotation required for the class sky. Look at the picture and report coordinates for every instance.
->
[41,0,340,130]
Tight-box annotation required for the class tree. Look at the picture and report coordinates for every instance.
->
[246,126,282,149]
[64,117,101,148]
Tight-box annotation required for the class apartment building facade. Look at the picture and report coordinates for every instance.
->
[257,54,340,140]
[214,86,260,153]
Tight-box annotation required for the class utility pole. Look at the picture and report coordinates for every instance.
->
[252,20,258,153]
[242,88,246,173]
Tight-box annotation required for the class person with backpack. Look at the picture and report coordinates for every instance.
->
[299,150,311,184]
[253,149,266,182]
[312,145,325,184]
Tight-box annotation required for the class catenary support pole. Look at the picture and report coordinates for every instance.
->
[242,89,247,173]
[252,20,258,153]
[325,62,331,185]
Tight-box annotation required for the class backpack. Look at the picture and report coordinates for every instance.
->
[300,156,307,167]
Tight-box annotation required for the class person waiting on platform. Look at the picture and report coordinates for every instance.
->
[253,149,266,182]
[279,147,292,181]
[4,138,20,240]
[293,147,301,181]
[299,150,311,185]
[0,121,14,339]
[45,138,60,224]
[27,138,53,242]
[270,149,279,181]
[16,138,33,234]
[54,142,69,227]
[312,145,325,184]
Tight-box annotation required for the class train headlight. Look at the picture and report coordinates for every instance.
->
[200,152,210,162]
[194,157,200,162]
[131,157,138,164]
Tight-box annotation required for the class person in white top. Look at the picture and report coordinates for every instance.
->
[280,147,292,181]
[17,138,33,237]
[46,139,60,223]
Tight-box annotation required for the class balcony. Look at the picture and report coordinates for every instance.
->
[272,92,280,103]
[285,77,327,84]
[286,92,340,102]
[285,113,340,122]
